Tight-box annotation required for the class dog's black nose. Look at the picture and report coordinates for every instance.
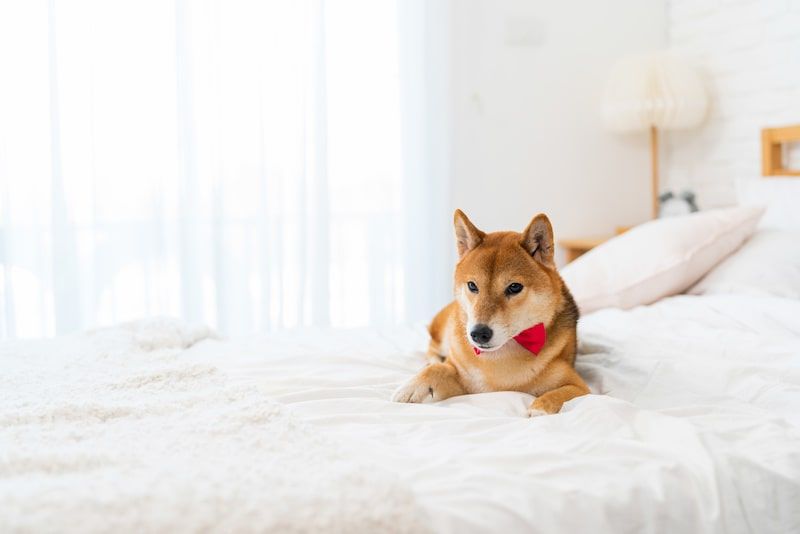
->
[470,324,493,344]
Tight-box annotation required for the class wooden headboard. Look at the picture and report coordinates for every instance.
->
[762,124,800,176]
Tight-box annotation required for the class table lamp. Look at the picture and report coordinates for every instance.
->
[602,53,708,218]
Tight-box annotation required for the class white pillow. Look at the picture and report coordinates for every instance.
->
[560,206,765,314]
[688,229,800,298]
[737,179,800,230]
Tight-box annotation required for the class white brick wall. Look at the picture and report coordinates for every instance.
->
[665,0,800,208]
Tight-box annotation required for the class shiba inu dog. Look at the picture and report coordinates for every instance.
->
[392,210,589,416]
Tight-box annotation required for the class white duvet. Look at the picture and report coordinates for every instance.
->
[3,294,800,533]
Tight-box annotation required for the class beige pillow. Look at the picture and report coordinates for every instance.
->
[560,206,765,314]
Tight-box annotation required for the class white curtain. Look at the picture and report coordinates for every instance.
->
[0,0,452,338]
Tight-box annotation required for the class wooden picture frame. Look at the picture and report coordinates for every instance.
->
[762,125,800,177]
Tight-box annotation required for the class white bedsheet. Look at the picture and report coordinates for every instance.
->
[3,294,800,533]
[193,294,800,534]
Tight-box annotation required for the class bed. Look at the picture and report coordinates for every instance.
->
[4,143,800,532]
[3,287,800,533]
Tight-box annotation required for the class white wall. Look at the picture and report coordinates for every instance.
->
[665,0,800,208]
[448,0,666,263]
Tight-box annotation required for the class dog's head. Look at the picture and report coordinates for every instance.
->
[452,209,560,353]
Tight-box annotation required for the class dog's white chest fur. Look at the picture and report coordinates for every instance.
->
[459,365,491,393]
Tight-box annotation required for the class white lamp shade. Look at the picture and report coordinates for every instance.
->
[602,53,708,132]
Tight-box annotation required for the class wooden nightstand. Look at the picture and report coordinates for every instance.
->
[558,237,609,263]
[558,227,630,263]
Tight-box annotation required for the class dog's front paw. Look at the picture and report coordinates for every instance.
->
[527,407,549,418]
[392,362,464,403]
[528,396,559,417]
[392,378,436,403]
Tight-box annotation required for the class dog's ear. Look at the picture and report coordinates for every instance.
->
[454,209,485,258]
[521,214,555,268]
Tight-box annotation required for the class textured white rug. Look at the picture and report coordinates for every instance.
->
[0,319,425,533]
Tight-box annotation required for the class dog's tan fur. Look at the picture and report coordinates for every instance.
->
[393,210,589,416]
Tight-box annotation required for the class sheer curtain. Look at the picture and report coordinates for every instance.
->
[0,0,451,338]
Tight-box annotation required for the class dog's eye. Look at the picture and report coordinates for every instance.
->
[467,281,478,293]
[505,282,523,295]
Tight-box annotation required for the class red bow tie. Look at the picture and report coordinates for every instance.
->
[473,323,547,356]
